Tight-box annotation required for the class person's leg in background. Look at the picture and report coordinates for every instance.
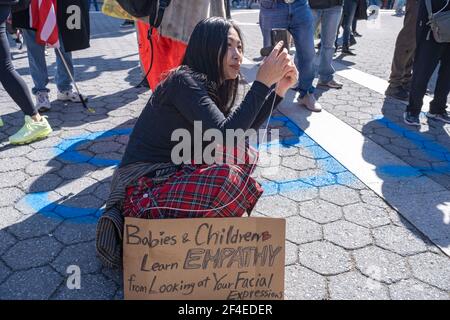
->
[0,5,52,144]
[405,1,441,126]
[351,13,361,37]
[386,0,419,101]
[54,37,83,103]
[316,5,344,89]
[259,0,289,56]
[427,44,450,123]
[341,0,358,55]
[22,28,52,112]
[290,0,321,112]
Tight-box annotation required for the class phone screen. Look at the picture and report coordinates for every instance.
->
[271,28,290,53]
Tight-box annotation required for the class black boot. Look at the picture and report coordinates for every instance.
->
[341,46,356,55]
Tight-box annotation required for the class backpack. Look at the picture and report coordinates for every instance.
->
[116,0,171,28]
[425,0,450,43]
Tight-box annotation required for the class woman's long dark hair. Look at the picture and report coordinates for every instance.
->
[160,17,244,114]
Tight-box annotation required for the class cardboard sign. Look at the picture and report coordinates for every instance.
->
[123,217,285,300]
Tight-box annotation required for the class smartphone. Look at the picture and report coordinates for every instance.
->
[271,28,290,53]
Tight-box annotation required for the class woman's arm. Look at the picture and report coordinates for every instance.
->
[169,71,271,133]
[250,90,283,130]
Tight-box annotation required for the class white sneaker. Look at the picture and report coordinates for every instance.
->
[57,90,86,103]
[297,93,322,112]
[35,91,51,112]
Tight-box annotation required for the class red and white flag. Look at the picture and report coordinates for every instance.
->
[29,0,60,48]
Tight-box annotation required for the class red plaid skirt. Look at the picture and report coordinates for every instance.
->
[122,161,263,219]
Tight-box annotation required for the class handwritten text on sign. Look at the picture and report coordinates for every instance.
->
[123,217,285,300]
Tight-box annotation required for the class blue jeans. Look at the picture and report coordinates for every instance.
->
[312,6,342,83]
[259,0,316,96]
[342,0,358,47]
[89,0,99,11]
[23,29,73,94]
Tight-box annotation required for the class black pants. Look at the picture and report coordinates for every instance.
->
[0,5,37,117]
[407,1,450,116]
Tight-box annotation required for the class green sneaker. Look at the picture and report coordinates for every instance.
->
[9,115,53,145]
[0,117,3,127]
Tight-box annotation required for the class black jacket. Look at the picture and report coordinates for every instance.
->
[11,0,90,52]
[309,0,343,9]
[121,67,283,167]
[0,0,18,5]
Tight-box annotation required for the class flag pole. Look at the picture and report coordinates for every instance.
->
[55,47,95,113]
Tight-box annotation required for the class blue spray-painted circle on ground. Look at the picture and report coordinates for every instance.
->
[23,116,358,223]
[54,127,133,167]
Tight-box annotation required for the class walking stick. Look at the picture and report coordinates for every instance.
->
[56,47,95,113]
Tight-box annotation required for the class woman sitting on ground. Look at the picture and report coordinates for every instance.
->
[97,17,297,265]
[112,17,297,218]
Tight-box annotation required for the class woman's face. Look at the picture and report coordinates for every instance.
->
[222,27,243,81]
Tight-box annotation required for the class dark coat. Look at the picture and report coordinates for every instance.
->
[355,0,368,20]
[11,0,90,52]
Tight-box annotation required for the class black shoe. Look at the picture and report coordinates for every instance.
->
[341,46,356,55]
[260,46,273,57]
[349,36,357,47]
[403,111,420,127]
[353,31,362,37]
[385,85,409,101]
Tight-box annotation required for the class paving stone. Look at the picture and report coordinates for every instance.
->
[20,174,63,193]
[389,279,449,300]
[298,199,342,224]
[261,166,306,182]
[409,252,450,291]
[286,216,322,244]
[0,187,23,208]
[0,230,16,256]
[53,274,117,300]
[360,190,390,209]
[354,246,410,284]
[89,166,115,182]
[319,185,360,206]
[0,207,26,229]
[53,219,97,245]
[373,225,428,256]
[26,147,59,162]
[0,266,63,299]
[55,177,98,196]
[25,160,62,177]
[285,241,298,265]
[281,155,316,171]
[0,145,34,158]
[0,171,28,188]
[298,241,352,276]
[0,260,12,283]
[88,141,122,154]
[0,157,31,173]
[8,214,63,240]
[59,163,97,179]
[52,241,102,275]
[329,271,389,300]
[254,195,297,218]
[343,203,391,228]
[280,186,319,203]
[284,264,326,300]
[324,220,372,250]
[3,236,62,270]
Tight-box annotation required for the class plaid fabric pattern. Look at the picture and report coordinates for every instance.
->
[123,146,262,219]
[122,163,263,219]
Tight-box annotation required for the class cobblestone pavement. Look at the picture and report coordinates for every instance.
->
[0,11,449,300]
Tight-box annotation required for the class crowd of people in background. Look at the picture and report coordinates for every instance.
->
[0,0,449,148]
